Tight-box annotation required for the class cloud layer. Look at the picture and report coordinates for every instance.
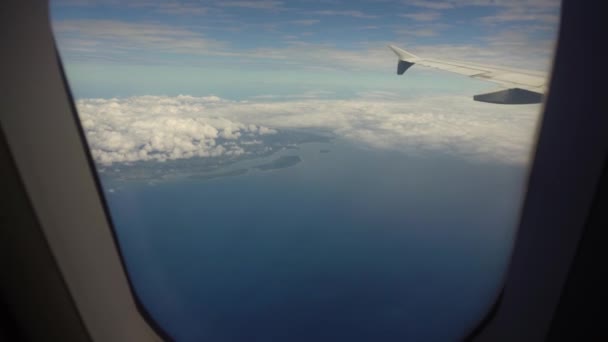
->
[76,94,541,165]
[77,95,277,164]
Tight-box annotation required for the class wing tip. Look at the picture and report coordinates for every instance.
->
[388,44,418,61]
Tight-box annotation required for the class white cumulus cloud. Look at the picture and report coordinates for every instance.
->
[76,95,276,164]
[76,94,541,165]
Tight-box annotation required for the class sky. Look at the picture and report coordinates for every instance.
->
[48,2,562,253]
[50,0,561,166]
[50,0,561,99]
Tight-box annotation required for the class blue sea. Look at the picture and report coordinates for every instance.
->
[102,140,526,342]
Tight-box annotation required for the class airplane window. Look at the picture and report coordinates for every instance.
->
[50,1,561,341]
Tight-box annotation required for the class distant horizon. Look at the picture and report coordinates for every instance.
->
[74,94,540,167]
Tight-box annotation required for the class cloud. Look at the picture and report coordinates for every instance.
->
[313,10,378,19]
[52,19,393,69]
[395,28,440,37]
[408,0,559,9]
[77,95,277,164]
[218,1,283,10]
[355,90,401,100]
[53,4,557,71]
[151,3,209,15]
[408,1,454,10]
[287,19,321,26]
[53,20,223,57]
[398,11,442,22]
[53,0,213,15]
[480,7,559,24]
[76,94,541,166]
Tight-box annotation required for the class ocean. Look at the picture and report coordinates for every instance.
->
[101,139,526,341]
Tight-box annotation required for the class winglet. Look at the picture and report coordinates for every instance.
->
[388,45,418,75]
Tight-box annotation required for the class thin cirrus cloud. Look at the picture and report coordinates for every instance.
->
[217,0,284,10]
[77,94,540,165]
[151,2,209,15]
[394,28,440,37]
[53,17,555,72]
[407,0,560,25]
[408,1,455,10]
[398,11,442,22]
[287,19,321,26]
[50,0,560,72]
[409,0,558,10]
[480,8,560,24]
[53,20,224,55]
[312,10,379,19]
[53,20,398,69]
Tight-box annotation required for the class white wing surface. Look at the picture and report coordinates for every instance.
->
[388,44,547,104]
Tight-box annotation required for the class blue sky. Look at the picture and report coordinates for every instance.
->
[51,0,561,99]
[50,0,557,167]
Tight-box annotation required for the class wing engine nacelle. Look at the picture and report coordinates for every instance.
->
[474,88,544,104]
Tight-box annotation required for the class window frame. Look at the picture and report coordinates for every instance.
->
[2,2,165,341]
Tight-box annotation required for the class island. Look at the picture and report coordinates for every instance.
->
[255,156,302,171]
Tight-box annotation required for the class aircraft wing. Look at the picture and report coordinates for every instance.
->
[388,44,547,104]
